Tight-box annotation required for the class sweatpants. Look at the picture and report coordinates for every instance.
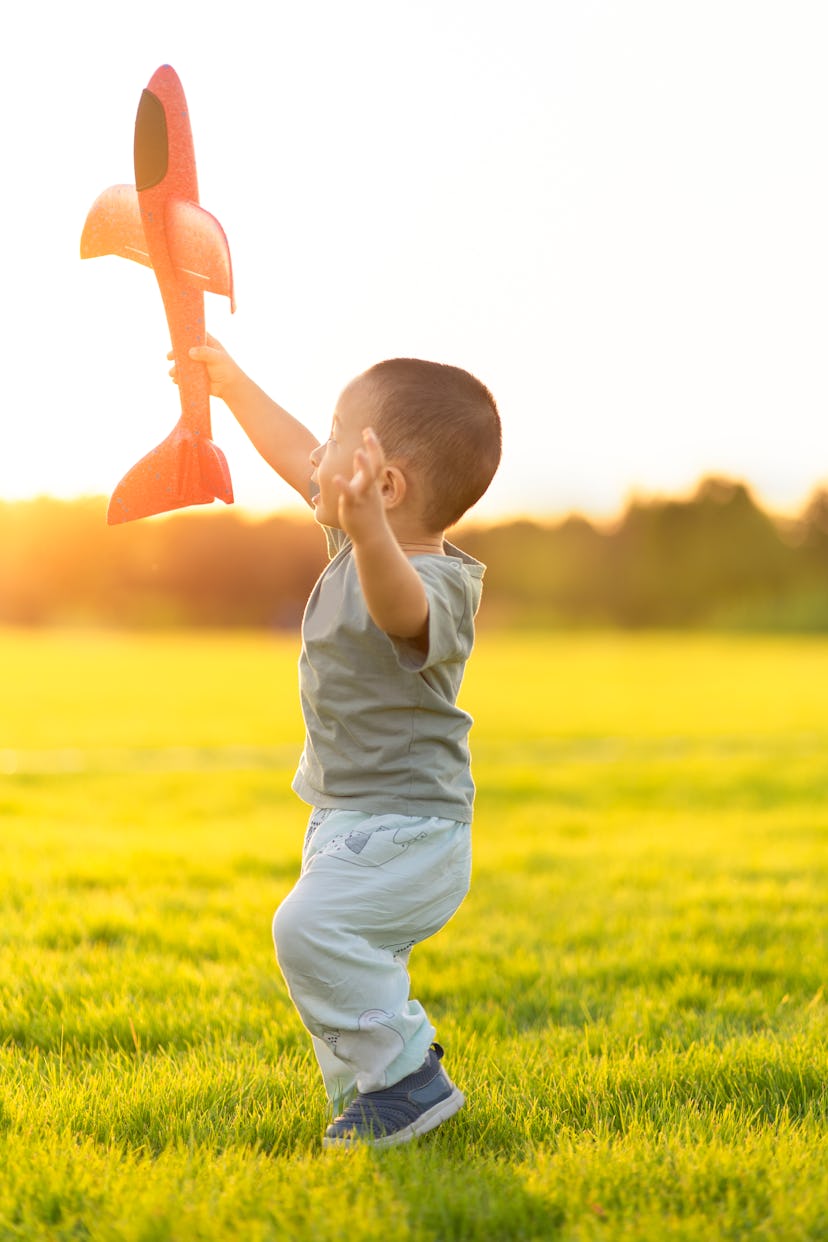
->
[272,807,472,1110]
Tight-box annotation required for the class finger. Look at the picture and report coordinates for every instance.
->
[332,473,356,499]
[361,428,385,475]
[350,449,373,493]
[334,463,368,498]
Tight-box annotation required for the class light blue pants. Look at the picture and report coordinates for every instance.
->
[272,807,471,1109]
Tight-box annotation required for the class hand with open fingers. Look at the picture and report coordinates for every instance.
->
[168,333,242,399]
[334,428,389,543]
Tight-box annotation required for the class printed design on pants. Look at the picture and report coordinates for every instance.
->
[343,830,369,855]
[320,822,428,868]
[322,1009,405,1064]
[358,1008,403,1040]
[303,808,332,856]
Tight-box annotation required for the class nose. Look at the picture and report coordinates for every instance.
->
[309,442,321,467]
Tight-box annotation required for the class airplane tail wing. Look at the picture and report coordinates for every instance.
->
[107,425,234,525]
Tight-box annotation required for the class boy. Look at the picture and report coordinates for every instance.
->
[185,338,501,1147]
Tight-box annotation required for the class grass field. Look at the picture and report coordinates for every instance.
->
[1,628,827,1240]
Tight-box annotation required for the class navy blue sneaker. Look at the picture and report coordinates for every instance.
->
[322,1044,465,1148]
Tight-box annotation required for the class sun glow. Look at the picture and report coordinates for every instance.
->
[5,1,828,523]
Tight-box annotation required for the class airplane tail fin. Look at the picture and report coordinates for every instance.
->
[107,426,234,525]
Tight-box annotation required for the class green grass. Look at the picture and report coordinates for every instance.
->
[0,629,827,1240]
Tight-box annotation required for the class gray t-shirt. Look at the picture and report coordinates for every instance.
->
[291,527,485,822]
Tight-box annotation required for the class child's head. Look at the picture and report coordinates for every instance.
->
[360,358,502,532]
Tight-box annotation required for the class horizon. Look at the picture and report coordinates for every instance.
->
[2,466,824,532]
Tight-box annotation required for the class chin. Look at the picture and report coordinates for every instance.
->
[312,503,336,528]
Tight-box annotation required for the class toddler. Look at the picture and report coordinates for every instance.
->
[187,339,501,1146]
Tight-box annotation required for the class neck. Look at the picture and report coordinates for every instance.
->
[398,537,445,556]
[387,509,446,555]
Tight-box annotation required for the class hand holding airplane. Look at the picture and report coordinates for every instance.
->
[81,65,235,524]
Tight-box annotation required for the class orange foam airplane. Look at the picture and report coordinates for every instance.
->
[81,65,235,524]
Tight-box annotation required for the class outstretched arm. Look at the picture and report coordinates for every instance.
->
[335,429,429,644]
[181,337,320,503]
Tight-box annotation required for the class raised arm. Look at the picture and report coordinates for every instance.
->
[185,337,320,503]
[334,429,429,644]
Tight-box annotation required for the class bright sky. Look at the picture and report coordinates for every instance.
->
[4,0,828,521]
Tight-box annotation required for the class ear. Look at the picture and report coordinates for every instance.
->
[380,464,408,510]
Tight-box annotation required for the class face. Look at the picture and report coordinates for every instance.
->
[309,377,375,526]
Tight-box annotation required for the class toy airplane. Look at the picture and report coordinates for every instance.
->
[81,65,235,524]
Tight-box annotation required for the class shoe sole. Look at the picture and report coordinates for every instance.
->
[322,1085,465,1150]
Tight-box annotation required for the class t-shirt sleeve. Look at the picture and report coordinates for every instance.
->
[391,558,476,672]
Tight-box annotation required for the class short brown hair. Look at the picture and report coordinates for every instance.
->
[361,358,501,531]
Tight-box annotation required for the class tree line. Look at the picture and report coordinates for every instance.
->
[1,478,827,629]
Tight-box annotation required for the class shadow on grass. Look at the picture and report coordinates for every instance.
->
[343,1142,565,1241]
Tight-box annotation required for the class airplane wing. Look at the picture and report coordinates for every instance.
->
[81,187,235,311]
[166,200,235,310]
[80,184,151,267]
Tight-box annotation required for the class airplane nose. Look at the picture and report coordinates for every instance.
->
[134,89,169,191]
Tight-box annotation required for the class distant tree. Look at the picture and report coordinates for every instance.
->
[1,480,827,629]
[603,478,799,625]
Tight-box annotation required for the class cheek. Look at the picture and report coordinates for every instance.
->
[316,460,336,499]
[321,445,348,481]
